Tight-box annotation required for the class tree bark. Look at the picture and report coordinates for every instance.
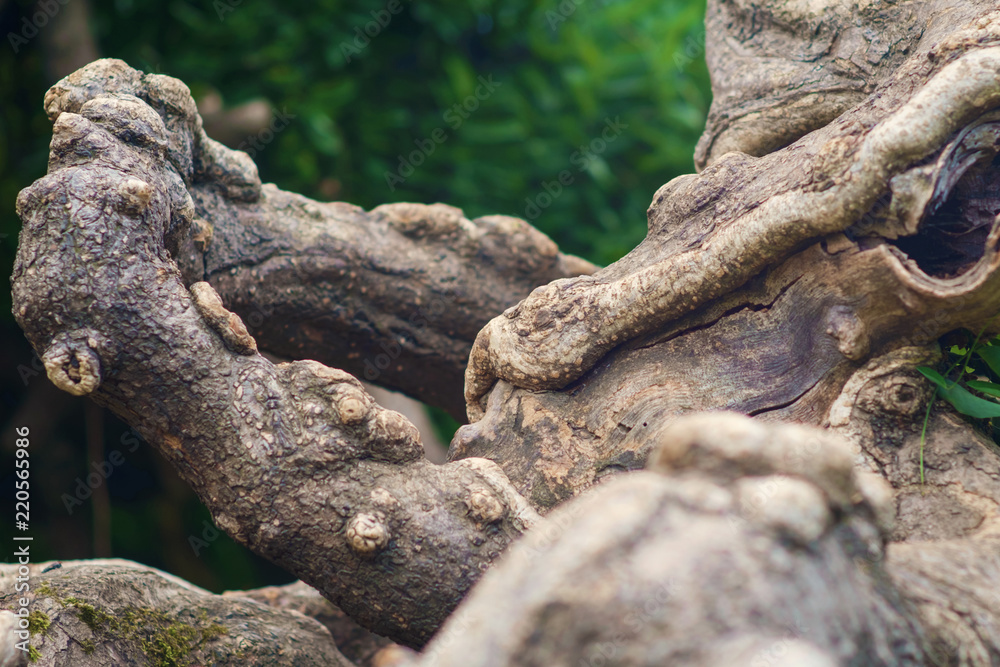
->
[460,2,1000,508]
[12,61,544,647]
[30,58,593,420]
[11,2,1000,665]
[411,415,930,666]
[0,559,352,666]
[448,3,1000,663]
[222,580,393,667]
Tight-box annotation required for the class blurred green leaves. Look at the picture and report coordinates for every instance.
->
[76,0,709,267]
[0,0,712,383]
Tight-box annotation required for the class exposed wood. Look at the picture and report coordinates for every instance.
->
[417,416,928,666]
[459,7,1000,510]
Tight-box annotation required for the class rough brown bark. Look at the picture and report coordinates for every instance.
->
[412,415,928,666]
[222,580,393,667]
[29,58,593,420]
[460,4,1000,508]
[448,3,1000,663]
[192,188,593,420]
[695,0,996,171]
[11,61,543,648]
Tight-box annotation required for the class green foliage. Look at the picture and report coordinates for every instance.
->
[1,0,709,312]
[917,325,1000,481]
[1,0,709,326]
[917,366,1000,419]
[86,0,709,265]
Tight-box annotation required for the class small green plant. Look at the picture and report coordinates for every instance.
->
[917,321,1000,482]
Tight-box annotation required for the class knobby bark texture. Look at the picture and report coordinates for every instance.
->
[29,61,595,421]
[410,415,929,666]
[46,58,592,420]
[449,1,1000,663]
[10,0,1000,665]
[222,580,394,667]
[11,58,545,648]
[461,3,1000,507]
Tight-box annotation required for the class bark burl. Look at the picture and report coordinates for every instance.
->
[10,1,1000,665]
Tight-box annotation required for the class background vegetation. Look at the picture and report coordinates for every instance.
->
[0,0,710,592]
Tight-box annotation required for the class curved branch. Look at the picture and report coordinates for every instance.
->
[39,59,596,420]
[464,34,1000,419]
[456,12,1000,512]
[418,415,929,666]
[694,0,998,169]
[12,76,542,647]
[223,581,392,666]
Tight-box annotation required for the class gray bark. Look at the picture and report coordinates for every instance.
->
[222,580,393,667]
[451,2,1000,663]
[33,61,594,421]
[414,415,928,666]
[0,560,352,666]
[12,59,543,647]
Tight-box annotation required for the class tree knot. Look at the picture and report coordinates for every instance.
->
[466,488,505,526]
[43,332,103,396]
[346,513,389,557]
[190,282,257,355]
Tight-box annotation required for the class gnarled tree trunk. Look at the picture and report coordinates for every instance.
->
[9,1,1000,665]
